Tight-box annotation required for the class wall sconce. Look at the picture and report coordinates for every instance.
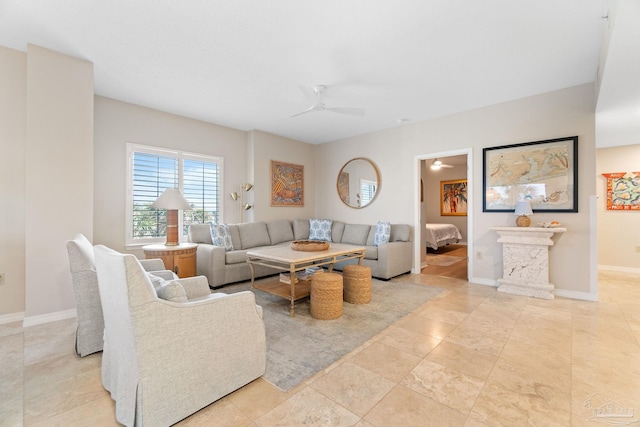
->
[229,183,253,222]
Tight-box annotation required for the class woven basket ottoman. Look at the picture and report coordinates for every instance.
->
[343,264,372,304]
[310,273,343,320]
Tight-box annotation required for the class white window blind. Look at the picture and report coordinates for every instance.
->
[360,179,377,206]
[127,144,223,246]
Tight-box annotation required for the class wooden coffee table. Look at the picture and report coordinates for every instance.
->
[246,243,365,317]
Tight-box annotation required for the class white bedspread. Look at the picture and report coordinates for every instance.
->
[425,223,462,250]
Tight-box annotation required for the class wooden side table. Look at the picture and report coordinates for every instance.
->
[142,243,197,278]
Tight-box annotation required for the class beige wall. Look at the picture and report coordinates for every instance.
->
[0,46,27,318]
[249,130,316,222]
[597,144,640,270]
[316,84,597,299]
[25,45,94,320]
[94,96,248,259]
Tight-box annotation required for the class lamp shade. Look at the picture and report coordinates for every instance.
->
[514,201,533,216]
[151,188,192,210]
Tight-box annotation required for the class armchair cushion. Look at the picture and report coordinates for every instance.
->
[156,281,188,303]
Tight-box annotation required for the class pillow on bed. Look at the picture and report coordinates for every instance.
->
[374,221,391,246]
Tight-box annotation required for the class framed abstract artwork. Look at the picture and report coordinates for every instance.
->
[440,179,468,216]
[602,172,640,210]
[483,136,578,212]
[271,160,304,207]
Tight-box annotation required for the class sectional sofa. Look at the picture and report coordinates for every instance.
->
[188,219,413,287]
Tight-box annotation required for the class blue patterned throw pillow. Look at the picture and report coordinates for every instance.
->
[374,221,391,247]
[210,223,234,251]
[309,218,332,241]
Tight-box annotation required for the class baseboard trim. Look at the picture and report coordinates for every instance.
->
[598,265,640,274]
[555,289,599,302]
[469,277,498,287]
[0,311,25,325]
[23,308,77,328]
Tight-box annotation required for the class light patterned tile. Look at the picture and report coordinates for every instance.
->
[365,385,467,427]
[378,325,442,358]
[401,359,485,414]
[310,362,396,417]
[426,340,498,380]
[349,341,422,382]
[255,387,360,427]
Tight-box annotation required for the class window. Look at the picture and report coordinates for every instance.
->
[360,179,377,206]
[126,144,223,246]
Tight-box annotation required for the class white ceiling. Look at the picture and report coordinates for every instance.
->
[0,0,620,145]
[595,0,640,149]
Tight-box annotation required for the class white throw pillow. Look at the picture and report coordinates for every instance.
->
[210,223,234,251]
[156,281,188,303]
[309,218,332,241]
[374,221,391,247]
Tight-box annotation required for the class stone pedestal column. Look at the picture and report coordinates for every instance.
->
[492,227,566,300]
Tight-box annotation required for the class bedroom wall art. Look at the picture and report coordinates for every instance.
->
[440,179,467,216]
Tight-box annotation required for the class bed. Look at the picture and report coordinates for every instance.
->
[425,223,462,250]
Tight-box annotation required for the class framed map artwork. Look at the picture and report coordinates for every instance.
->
[483,136,578,212]
[271,160,304,206]
[602,172,640,210]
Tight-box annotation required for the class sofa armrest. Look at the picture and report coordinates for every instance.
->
[175,275,211,299]
[376,241,413,279]
[194,244,227,287]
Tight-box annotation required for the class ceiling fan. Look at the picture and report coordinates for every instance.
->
[430,158,454,170]
[289,85,366,118]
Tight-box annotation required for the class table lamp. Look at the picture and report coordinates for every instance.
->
[151,188,192,246]
[514,200,533,227]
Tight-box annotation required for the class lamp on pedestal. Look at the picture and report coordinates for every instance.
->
[514,200,533,227]
[151,188,192,246]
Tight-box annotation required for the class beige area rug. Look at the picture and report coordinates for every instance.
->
[219,278,443,391]
[425,253,467,266]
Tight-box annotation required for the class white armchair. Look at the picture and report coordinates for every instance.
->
[94,245,266,427]
[66,234,177,357]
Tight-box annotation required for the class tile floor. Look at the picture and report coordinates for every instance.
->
[1,270,639,426]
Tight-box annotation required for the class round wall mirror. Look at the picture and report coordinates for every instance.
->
[337,157,381,208]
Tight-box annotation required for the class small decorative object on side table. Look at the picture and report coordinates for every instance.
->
[142,243,197,278]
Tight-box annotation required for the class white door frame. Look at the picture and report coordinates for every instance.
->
[413,148,473,280]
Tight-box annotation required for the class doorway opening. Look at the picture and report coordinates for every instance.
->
[413,148,473,281]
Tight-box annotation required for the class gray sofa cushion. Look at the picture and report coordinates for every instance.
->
[293,219,310,240]
[364,246,378,260]
[332,221,345,243]
[391,224,411,242]
[341,224,371,246]
[267,220,294,245]
[366,227,376,246]
[189,224,213,244]
[238,222,270,249]
[228,225,242,250]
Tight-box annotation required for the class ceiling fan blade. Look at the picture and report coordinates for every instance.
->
[324,107,366,117]
[289,105,317,118]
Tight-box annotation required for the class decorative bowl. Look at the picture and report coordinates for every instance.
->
[537,222,561,228]
[290,240,330,252]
